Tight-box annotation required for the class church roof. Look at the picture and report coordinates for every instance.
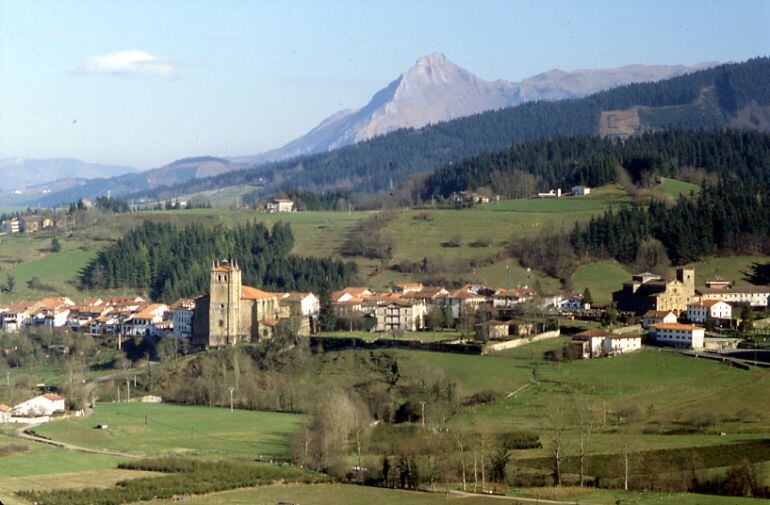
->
[242,286,277,300]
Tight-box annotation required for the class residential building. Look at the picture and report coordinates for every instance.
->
[29,297,75,328]
[123,304,169,337]
[12,393,66,417]
[280,292,319,317]
[333,287,374,303]
[492,287,531,308]
[0,404,11,423]
[401,287,449,313]
[537,188,562,198]
[453,191,490,206]
[266,198,294,213]
[371,300,426,332]
[686,300,732,324]
[642,310,677,329]
[170,299,196,339]
[0,217,21,234]
[613,267,695,315]
[438,287,488,319]
[696,286,770,308]
[602,334,642,355]
[569,328,641,358]
[1,301,35,333]
[21,215,39,233]
[650,323,705,349]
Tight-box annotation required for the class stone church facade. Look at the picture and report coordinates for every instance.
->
[192,260,282,347]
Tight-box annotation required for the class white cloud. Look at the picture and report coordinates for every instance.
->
[83,50,174,77]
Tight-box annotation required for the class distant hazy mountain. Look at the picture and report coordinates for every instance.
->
[0,157,137,193]
[233,53,717,163]
[27,156,253,206]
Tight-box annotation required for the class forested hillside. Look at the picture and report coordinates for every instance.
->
[80,221,358,301]
[420,129,770,199]
[125,57,769,202]
[571,181,770,265]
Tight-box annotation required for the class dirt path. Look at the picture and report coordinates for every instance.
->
[450,489,600,504]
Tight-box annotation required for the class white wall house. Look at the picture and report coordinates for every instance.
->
[12,394,65,417]
[602,335,642,355]
[171,299,196,339]
[281,292,320,317]
[651,323,705,349]
[697,286,770,307]
[266,198,294,213]
[123,304,168,337]
[686,300,732,324]
[642,310,677,329]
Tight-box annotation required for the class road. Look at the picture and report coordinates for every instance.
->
[11,367,147,459]
[450,489,600,504]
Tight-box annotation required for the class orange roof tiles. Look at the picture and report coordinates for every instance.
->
[241,286,277,300]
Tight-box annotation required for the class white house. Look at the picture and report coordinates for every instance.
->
[492,287,531,308]
[696,286,770,308]
[1,301,35,333]
[650,323,705,349]
[557,294,587,311]
[12,393,66,417]
[281,292,320,317]
[686,300,732,324]
[122,303,168,337]
[572,185,591,196]
[642,310,678,329]
[170,299,196,339]
[266,198,294,213]
[602,334,642,355]
[571,329,641,358]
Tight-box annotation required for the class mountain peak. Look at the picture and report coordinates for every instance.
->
[414,52,449,67]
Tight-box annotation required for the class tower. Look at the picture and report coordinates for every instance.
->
[677,266,695,303]
[208,259,242,346]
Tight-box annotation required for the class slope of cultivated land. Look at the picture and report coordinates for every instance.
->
[34,403,305,458]
[572,260,632,303]
[693,255,770,286]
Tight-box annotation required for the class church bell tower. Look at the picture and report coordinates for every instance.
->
[208,259,242,346]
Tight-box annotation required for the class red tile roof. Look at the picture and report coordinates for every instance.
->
[241,286,277,300]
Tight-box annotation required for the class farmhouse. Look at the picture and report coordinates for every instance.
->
[12,393,65,417]
[266,198,294,213]
[453,191,490,206]
[642,310,677,329]
[192,260,282,347]
[438,287,489,319]
[686,300,732,324]
[650,323,705,349]
[569,328,642,359]
[613,267,695,315]
[492,287,531,308]
[0,217,21,234]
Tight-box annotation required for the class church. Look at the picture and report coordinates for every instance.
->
[192,260,282,347]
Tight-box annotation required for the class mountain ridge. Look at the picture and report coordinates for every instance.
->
[231,54,718,164]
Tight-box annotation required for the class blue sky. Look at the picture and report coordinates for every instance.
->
[1,0,768,168]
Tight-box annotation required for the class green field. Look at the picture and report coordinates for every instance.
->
[656,177,699,199]
[693,255,770,286]
[572,260,632,303]
[35,403,305,458]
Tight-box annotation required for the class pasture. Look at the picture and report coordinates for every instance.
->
[34,402,305,458]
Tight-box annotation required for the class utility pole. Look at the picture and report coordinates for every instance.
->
[126,380,131,403]
[420,401,426,427]
[228,386,235,413]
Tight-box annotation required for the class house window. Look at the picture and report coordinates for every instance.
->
[218,320,224,328]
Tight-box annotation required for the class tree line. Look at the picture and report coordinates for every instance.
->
[80,221,358,301]
[420,129,770,199]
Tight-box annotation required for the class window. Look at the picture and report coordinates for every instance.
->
[218,320,224,328]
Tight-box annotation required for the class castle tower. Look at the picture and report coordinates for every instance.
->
[208,259,242,346]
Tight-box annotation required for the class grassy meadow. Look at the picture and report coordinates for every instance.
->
[34,402,304,458]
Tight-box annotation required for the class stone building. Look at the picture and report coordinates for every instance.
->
[193,260,281,347]
[612,267,695,315]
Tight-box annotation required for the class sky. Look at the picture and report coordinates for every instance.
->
[1,0,768,169]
